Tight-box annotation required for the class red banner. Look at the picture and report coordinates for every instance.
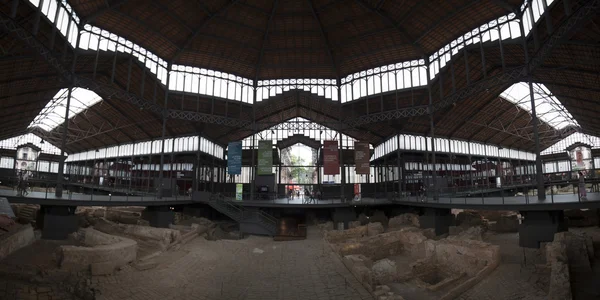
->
[354,142,370,174]
[323,140,339,175]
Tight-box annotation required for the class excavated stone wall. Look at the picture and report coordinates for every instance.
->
[414,238,500,300]
[0,224,35,261]
[333,227,427,260]
[93,218,181,250]
[546,233,572,300]
[327,214,505,299]
[388,213,420,228]
[423,239,500,277]
[324,222,384,244]
[56,228,137,275]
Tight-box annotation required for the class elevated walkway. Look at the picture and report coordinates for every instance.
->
[2,185,600,211]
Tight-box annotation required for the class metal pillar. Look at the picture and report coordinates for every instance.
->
[158,65,171,199]
[338,86,345,201]
[520,17,546,200]
[130,143,135,192]
[397,135,402,194]
[427,84,438,200]
[384,143,388,195]
[55,87,72,198]
[55,27,80,197]
[250,87,257,201]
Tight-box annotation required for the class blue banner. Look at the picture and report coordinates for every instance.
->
[227,141,242,175]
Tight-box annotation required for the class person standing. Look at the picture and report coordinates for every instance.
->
[579,171,587,200]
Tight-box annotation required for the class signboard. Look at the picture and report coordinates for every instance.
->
[236,184,243,201]
[227,141,242,175]
[354,142,370,174]
[353,183,361,201]
[569,146,592,171]
[257,140,273,175]
[323,140,339,175]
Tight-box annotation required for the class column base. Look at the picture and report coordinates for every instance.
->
[40,205,78,240]
[519,210,567,248]
[142,206,174,228]
[332,207,356,230]
[419,208,453,236]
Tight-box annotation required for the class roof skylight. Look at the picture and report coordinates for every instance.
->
[28,88,103,132]
[0,133,63,155]
[499,82,579,130]
[541,132,600,155]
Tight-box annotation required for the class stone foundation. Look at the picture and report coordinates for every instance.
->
[324,222,384,244]
[56,228,137,275]
[545,233,572,300]
[0,224,35,261]
[419,238,500,300]
[94,218,181,250]
[333,227,427,260]
[388,213,420,228]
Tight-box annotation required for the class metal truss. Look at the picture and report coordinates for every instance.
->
[2,0,597,139]
[345,0,599,126]
[257,120,348,131]
[0,11,164,115]
[167,109,252,128]
[528,0,600,73]
[32,116,155,147]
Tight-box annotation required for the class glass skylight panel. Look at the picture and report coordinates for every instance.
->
[0,133,63,155]
[541,133,600,155]
[500,82,578,130]
[28,88,103,132]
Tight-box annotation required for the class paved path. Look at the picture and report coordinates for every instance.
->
[94,227,373,300]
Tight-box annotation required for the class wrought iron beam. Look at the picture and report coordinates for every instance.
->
[254,0,278,83]
[171,0,242,63]
[307,0,340,81]
[82,0,131,24]
[353,0,426,56]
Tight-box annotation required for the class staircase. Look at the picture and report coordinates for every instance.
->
[207,193,278,236]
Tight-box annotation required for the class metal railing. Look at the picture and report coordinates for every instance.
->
[0,176,194,203]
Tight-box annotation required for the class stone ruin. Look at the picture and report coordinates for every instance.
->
[56,227,138,276]
[323,216,501,299]
[545,231,595,300]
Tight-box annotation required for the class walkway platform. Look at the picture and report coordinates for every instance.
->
[2,188,599,211]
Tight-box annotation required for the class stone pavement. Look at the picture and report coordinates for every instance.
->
[94,227,374,300]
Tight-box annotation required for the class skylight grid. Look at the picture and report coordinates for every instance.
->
[29,0,558,106]
[499,83,579,130]
[541,132,600,155]
[28,88,103,132]
[0,133,63,155]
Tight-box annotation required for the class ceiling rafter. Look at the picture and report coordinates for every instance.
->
[353,0,426,57]
[306,0,340,81]
[253,0,279,83]
[171,0,242,64]
[82,0,131,24]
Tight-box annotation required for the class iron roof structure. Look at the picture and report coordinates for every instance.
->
[0,0,598,154]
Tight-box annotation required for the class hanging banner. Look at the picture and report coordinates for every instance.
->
[323,140,339,175]
[235,184,243,201]
[227,141,242,175]
[354,141,370,174]
[257,140,273,175]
